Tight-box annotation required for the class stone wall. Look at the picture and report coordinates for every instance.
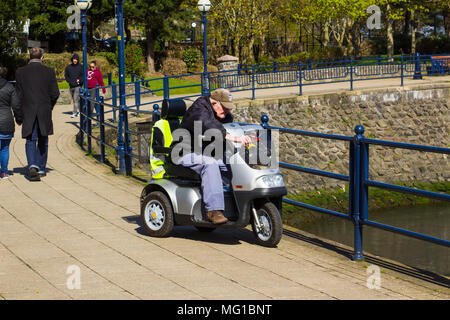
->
[232,83,450,194]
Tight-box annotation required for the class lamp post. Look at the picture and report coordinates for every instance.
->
[115,0,131,175]
[198,0,211,96]
[191,22,197,43]
[75,0,92,147]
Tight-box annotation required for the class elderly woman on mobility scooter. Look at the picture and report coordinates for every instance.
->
[142,89,287,247]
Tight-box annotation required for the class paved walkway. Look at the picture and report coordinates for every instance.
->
[1,92,449,300]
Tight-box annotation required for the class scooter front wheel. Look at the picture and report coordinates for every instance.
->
[141,191,174,237]
[251,202,282,247]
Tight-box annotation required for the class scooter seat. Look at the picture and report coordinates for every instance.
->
[165,163,201,181]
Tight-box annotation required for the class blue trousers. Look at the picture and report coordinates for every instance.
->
[178,153,231,212]
[25,120,48,172]
[0,138,12,174]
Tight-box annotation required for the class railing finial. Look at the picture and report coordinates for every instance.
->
[354,125,365,135]
[153,104,160,122]
[261,114,269,128]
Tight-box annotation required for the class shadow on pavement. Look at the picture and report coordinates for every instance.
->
[12,166,54,181]
[122,214,256,246]
[284,229,450,288]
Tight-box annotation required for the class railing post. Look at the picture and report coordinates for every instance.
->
[351,125,365,261]
[87,89,92,154]
[123,105,132,176]
[131,72,135,82]
[413,52,422,80]
[350,57,354,91]
[401,53,404,86]
[201,73,205,97]
[135,79,141,112]
[261,114,271,151]
[251,64,256,100]
[360,134,369,225]
[274,60,277,72]
[99,96,106,163]
[378,54,381,66]
[107,72,112,86]
[78,87,85,147]
[95,84,100,122]
[298,62,303,96]
[112,81,117,123]
[163,74,170,100]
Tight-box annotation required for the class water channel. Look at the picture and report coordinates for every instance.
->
[299,204,450,276]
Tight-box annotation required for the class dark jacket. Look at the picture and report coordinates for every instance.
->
[0,77,23,135]
[174,95,233,153]
[15,60,60,138]
[64,54,84,88]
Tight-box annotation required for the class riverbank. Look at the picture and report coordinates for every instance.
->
[282,181,450,229]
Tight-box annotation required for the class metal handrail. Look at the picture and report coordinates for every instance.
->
[75,53,449,263]
[259,115,449,262]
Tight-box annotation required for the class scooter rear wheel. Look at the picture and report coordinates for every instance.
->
[251,202,282,247]
[141,191,174,237]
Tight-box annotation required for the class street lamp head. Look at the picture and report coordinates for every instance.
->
[75,0,92,10]
[197,0,211,12]
[191,22,197,28]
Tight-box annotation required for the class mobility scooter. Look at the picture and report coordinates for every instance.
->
[140,99,287,247]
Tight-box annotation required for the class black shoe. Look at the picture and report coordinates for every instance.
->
[29,167,41,181]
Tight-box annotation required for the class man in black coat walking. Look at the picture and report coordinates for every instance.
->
[15,47,60,181]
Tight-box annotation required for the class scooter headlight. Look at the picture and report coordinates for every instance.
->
[259,174,284,188]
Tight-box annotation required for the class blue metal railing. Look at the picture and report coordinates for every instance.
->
[75,52,450,179]
[78,82,450,261]
[77,60,449,262]
[208,53,449,99]
[260,116,449,260]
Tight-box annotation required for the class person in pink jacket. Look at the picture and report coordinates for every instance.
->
[87,61,106,120]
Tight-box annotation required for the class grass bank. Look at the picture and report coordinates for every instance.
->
[282,181,450,229]
[58,75,201,97]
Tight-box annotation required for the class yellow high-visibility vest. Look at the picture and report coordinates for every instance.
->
[149,119,173,179]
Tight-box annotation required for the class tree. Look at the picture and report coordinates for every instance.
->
[0,0,27,57]
[298,0,371,55]
[24,0,114,52]
[210,0,280,64]
[124,0,195,74]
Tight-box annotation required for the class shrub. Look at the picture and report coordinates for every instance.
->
[124,43,146,76]
[161,57,187,76]
[0,54,27,80]
[417,35,450,54]
[42,52,116,80]
[182,49,200,73]
[95,52,117,67]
